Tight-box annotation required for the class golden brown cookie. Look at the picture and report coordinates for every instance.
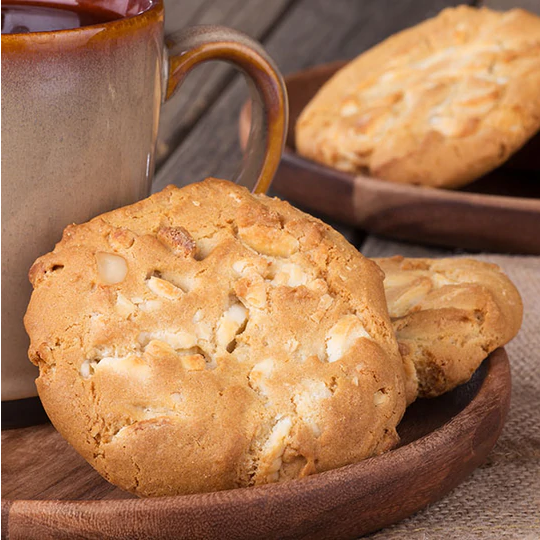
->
[375,256,523,401]
[296,6,540,188]
[25,179,406,497]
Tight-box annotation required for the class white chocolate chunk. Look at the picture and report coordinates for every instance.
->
[80,359,98,379]
[429,115,477,138]
[232,260,250,275]
[228,192,243,203]
[237,278,267,309]
[340,99,359,117]
[249,359,274,403]
[293,380,332,436]
[137,299,163,312]
[130,296,164,312]
[318,294,333,311]
[285,338,299,353]
[196,237,216,259]
[326,315,371,363]
[96,354,150,379]
[431,273,456,288]
[272,263,308,287]
[216,304,248,349]
[306,278,328,294]
[246,282,266,308]
[251,358,274,378]
[138,330,197,350]
[310,310,325,324]
[234,257,270,279]
[170,392,182,403]
[180,354,206,371]
[239,227,299,257]
[232,259,265,277]
[115,293,136,317]
[96,252,127,284]
[195,321,212,342]
[147,276,183,300]
[374,389,390,407]
[262,416,292,481]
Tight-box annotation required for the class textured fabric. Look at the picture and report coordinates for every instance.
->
[361,237,540,540]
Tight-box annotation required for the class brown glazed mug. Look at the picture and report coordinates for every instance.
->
[1,0,288,426]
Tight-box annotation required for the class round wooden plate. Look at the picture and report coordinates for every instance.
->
[2,349,510,540]
[239,61,540,254]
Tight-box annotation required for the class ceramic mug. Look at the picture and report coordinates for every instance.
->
[1,0,287,424]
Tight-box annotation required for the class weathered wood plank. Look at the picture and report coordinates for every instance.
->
[157,0,296,165]
[154,0,472,193]
[480,0,540,14]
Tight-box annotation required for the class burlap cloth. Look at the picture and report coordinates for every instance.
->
[356,237,540,539]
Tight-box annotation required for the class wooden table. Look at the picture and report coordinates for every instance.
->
[154,0,538,249]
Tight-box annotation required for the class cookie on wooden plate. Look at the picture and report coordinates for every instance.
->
[24,178,407,497]
[296,6,540,188]
[375,256,523,401]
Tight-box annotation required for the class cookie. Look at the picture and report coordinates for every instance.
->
[374,256,522,400]
[25,178,406,497]
[296,6,540,188]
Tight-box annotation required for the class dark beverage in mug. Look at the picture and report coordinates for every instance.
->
[1,3,121,34]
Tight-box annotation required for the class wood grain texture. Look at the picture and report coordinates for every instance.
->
[2,350,510,540]
[156,0,295,166]
[239,62,540,254]
[153,0,471,191]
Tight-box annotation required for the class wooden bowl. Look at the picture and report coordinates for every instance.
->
[239,61,540,254]
[2,349,510,539]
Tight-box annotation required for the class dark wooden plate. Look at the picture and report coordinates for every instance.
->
[239,61,540,254]
[2,349,510,540]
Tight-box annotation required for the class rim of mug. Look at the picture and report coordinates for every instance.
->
[1,0,164,39]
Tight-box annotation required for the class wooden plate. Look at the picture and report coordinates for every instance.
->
[239,61,540,254]
[2,349,510,540]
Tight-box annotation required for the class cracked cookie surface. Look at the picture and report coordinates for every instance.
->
[375,256,523,401]
[296,6,540,188]
[25,178,406,497]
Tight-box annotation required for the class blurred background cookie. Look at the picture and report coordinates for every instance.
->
[296,6,540,188]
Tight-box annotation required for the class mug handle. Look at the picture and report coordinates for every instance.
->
[164,25,288,194]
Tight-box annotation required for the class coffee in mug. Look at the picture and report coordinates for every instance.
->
[2,3,121,33]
